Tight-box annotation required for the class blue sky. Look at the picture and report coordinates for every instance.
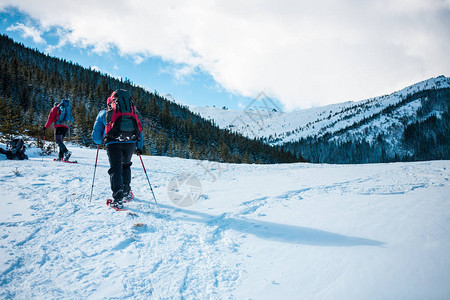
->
[0,7,258,110]
[0,1,449,111]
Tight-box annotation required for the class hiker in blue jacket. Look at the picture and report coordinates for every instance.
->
[92,89,144,209]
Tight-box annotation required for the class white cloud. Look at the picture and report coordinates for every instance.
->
[6,22,45,44]
[173,65,197,84]
[159,63,197,84]
[133,55,145,65]
[90,65,101,72]
[1,0,449,110]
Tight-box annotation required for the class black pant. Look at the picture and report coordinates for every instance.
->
[55,127,69,159]
[106,143,136,200]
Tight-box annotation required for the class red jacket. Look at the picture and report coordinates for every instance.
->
[44,106,69,129]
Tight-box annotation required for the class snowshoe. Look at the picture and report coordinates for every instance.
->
[123,191,134,203]
[106,199,126,211]
[54,158,77,163]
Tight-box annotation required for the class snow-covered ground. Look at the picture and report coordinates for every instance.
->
[1,143,449,299]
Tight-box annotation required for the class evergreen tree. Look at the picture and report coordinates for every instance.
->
[0,33,305,164]
[0,97,23,138]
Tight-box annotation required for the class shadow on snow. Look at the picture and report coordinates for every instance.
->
[137,202,384,247]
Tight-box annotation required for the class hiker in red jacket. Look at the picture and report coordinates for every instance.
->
[43,100,74,161]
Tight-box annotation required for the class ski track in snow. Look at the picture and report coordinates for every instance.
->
[1,144,450,299]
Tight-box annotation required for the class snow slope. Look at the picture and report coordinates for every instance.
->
[192,76,450,145]
[1,143,449,299]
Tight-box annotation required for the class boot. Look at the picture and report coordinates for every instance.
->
[63,150,72,161]
[109,198,124,209]
[123,190,134,202]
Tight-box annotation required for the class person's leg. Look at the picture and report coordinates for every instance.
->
[122,143,136,195]
[55,127,68,159]
[55,134,66,159]
[107,143,125,201]
[61,127,72,160]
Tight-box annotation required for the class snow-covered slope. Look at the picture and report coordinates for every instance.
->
[1,143,449,298]
[192,76,450,145]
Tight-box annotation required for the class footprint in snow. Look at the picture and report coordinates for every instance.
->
[131,223,156,233]
[111,237,135,251]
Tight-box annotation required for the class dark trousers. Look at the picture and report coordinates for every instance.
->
[106,143,136,200]
[55,127,69,159]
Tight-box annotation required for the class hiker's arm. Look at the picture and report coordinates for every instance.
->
[136,131,143,150]
[44,107,58,128]
[92,110,106,145]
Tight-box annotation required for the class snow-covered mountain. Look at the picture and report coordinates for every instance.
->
[1,143,450,298]
[192,76,450,146]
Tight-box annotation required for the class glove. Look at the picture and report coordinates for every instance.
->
[136,148,143,155]
[42,126,47,132]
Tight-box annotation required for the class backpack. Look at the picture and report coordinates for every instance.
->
[104,89,143,143]
[57,100,74,124]
[6,138,27,160]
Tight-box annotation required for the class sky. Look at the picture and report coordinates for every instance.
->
[0,1,449,111]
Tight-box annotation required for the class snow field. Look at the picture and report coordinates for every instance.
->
[1,144,449,299]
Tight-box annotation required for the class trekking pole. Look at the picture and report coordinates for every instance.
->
[42,129,46,162]
[138,153,158,204]
[89,145,100,203]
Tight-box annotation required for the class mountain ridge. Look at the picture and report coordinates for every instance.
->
[192,76,450,163]
[192,75,450,143]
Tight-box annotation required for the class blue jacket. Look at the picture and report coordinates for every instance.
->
[92,109,143,149]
